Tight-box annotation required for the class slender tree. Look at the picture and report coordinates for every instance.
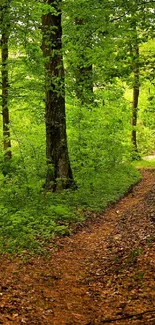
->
[63,0,94,105]
[42,0,74,191]
[130,22,140,154]
[107,0,155,156]
[0,0,12,161]
[74,17,93,105]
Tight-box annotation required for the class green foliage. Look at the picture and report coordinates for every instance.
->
[0,159,140,252]
[67,84,131,173]
[1,0,154,253]
[132,159,155,169]
[66,164,140,211]
[0,78,141,252]
[0,85,141,252]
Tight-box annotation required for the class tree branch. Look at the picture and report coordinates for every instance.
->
[98,309,155,324]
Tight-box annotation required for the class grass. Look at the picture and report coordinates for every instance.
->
[132,158,155,169]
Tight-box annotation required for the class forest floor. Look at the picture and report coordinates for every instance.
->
[0,169,155,325]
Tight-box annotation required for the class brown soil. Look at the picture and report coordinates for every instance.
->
[1,169,155,325]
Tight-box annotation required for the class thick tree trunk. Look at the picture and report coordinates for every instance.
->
[74,18,93,105]
[42,0,74,191]
[1,2,12,161]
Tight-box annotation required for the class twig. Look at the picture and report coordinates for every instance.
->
[99,309,155,323]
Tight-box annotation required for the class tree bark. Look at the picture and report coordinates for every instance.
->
[42,0,74,191]
[131,72,139,153]
[131,25,140,156]
[1,1,12,161]
[74,18,94,105]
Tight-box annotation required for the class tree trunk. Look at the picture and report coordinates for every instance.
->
[131,75,139,153]
[131,25,140,156]
[42,0,74,191]
[74,18,94,105]
[75,64,94,105]
[1,1,12,161]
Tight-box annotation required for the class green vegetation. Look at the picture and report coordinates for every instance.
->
[0,0,155,253]
[0,164,140,253]
[132,158,155,169]
[0,100,141,252]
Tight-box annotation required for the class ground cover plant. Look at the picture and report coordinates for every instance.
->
[0,162,140,252]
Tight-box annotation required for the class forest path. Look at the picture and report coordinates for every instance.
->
[1,170,155,325]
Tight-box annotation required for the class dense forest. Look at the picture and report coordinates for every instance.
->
[0,0,155,252]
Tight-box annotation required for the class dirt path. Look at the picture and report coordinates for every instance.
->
[1,170,155,325]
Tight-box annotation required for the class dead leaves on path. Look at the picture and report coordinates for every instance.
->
[0,170,155,325]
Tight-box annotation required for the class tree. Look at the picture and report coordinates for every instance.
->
[42,0,74,191]
[106,0,155,156]
[63,0,94,105]
[0,0,12,161]
[73,17,93,105]
[130,21,140,154]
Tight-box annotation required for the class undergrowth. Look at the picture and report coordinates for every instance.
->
[0,163,140,253]
[132,159,155,168]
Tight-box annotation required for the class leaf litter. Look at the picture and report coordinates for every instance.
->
[0,169,155,325]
